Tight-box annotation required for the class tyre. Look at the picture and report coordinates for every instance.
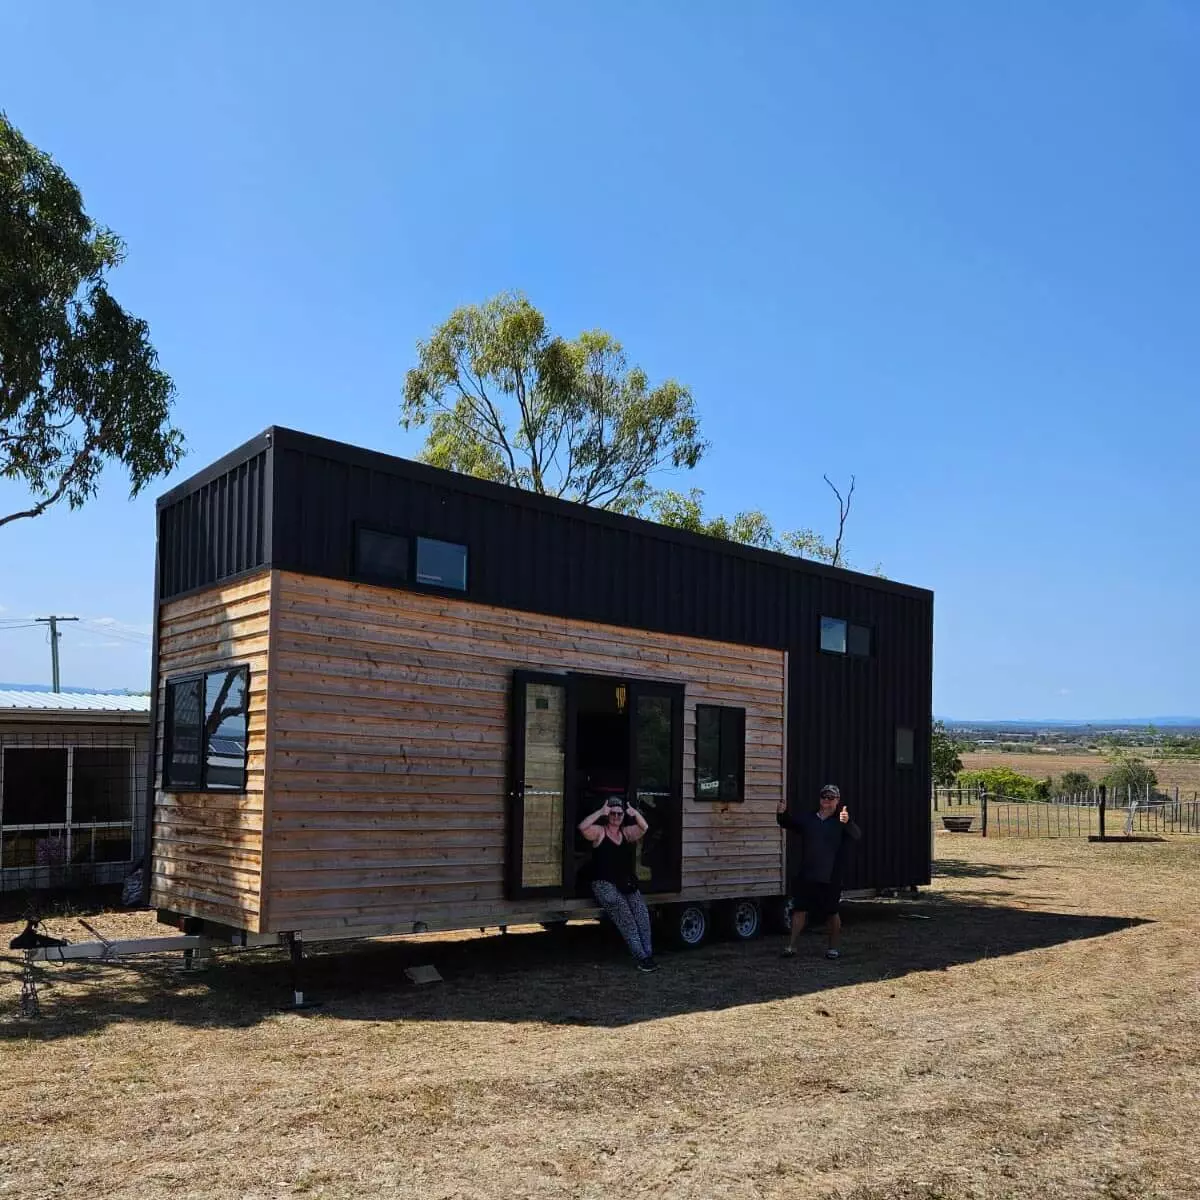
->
[720,898,762,941]
[671,902,708,948]
[764,894,794,936]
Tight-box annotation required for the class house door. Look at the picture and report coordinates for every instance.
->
[507,671,683,901]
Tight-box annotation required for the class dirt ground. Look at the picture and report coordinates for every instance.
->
[2,834,1199,1200]
[960,750,1200,796]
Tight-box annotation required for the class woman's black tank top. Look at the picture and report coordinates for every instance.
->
[590,830,638,893]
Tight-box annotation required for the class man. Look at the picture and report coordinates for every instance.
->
[776,784,862,960]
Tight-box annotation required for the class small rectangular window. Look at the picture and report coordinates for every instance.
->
[695,704,746,802]
[204,667,250,790]
[164,666,250,791]
[416,537,468,590]
[848,624,871,657]
[355,527,409,584]
[820,617,847,654]
[896,726,915,766]
[164,678,202,788]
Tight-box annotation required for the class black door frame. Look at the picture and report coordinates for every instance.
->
[507,669,685,902]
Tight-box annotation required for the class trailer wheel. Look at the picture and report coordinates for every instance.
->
[670,903,708,948]
[720,899,762,940]
[764,895,794,936]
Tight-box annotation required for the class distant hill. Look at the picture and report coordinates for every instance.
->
[941,716,1200,729]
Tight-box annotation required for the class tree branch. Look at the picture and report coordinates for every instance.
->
[823,473,855,568]
[0,435,98,530]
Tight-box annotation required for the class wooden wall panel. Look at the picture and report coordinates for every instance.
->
[149,572,272,931]
[264,571,785,933]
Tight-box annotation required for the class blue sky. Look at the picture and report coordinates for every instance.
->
[1,1,1197,719]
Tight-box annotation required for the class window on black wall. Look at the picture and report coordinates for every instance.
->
[355,527,408,584]
[848,623,871,657]
[821,616,872,657]
[695,705,746,802]
[164,665,250,791]
[896,726,915,766]
[416,537,468,590]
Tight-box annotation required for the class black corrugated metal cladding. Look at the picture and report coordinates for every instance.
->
[155,427,934,889]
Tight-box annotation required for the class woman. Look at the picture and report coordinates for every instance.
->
[577,797,658,972]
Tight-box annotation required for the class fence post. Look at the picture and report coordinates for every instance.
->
[980,787,989,838]
[933,787,939,813]
[1098,784,1106,838]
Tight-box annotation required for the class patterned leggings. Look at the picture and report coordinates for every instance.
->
[591,880,653,960]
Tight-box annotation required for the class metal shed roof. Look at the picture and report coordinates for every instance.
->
[0,690,151,715]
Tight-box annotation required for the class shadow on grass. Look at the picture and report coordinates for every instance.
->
[1,894,1149,1039]
[933,858,1054,881]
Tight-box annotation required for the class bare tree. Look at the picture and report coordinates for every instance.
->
[823,474,856,568]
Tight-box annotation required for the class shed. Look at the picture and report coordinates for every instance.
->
[0,691,151,893]
[147,428,934,946]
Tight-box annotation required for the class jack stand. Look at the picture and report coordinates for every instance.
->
[284,932,321,1011]
[19,953,40,1019]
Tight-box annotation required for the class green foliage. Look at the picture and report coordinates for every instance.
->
[931,720,963,787]
[1101,749,1158,796]
[1,111,183,527]
[403,292,873,569]
[402,292,705,515]
[957,767,1051,801]
[1058,770,1093,795]
[647,487,840,562]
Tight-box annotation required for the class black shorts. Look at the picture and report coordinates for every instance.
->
[792,880,841,921]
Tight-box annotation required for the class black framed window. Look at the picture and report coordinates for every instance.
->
[164,665,250,791]
[355,527,409,585]
[896,726,915,766]
[695,704,746,802]
[352,525,468,593]
[416,537,468,590]
[848,623,872,657]
[820,617,847,654]
[822,616,872,657]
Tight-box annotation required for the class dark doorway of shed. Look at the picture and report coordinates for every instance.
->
[572,677,630,897]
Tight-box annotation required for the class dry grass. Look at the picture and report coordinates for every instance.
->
[3,835,1200,1200]
[961,750,1200,796]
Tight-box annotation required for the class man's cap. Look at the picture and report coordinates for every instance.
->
[819,784,841,799]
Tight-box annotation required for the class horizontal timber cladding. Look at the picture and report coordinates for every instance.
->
[149,571,273,931]
[263,571,787,933]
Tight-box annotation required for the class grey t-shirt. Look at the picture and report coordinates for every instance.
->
[776,809,863,884]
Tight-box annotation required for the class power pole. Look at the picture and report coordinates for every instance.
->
[35,615,79,693]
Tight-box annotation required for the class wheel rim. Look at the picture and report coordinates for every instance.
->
[733,901,759,938]
[679,906,706,945]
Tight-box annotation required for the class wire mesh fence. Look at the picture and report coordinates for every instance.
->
[0,727,148,897]
[932,785,1200,839]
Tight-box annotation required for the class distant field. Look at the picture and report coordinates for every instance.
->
[961,750,1200,796]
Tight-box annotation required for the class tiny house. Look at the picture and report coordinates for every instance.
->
[147,428,933,947]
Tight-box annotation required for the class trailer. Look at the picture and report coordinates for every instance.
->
[143,427,933,961]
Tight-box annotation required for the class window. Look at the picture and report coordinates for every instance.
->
[352,526,469,593]
[896,726,915,766]
[0,746,134,872]
[848,623,871,657]
[355,527,408,584]
[416,537,468,590]
[695,705,746,802]
[820,617,847,654]
[821,617,872,657]
[164,665,250,791]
